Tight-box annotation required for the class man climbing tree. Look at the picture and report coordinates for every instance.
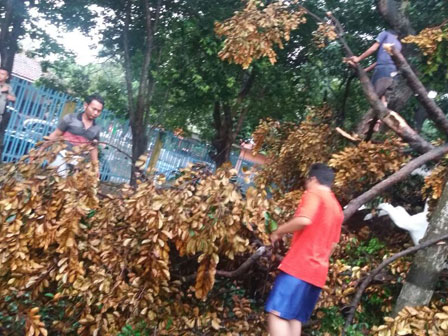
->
[348,28,402,138]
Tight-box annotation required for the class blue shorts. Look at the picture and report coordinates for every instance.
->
[265,271,321,322]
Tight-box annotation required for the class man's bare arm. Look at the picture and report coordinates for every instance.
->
[89,146,99,164]
[364,62,377,72]
[351,42,380,63]
[37,129,64,153]
[270,216,311,244]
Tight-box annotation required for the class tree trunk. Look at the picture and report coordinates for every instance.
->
[122,0,162,185]
[211,102,233,168]
[0,0,26,74]
[377,0,415,37]
[393,179,448,314]
[210,71,255,168]
[130,118,148,185]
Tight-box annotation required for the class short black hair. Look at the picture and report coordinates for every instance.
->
[0,67,9,74]
[308,163,334,187]
[85,93,105,107]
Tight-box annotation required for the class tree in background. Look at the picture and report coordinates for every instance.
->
[37,56,128,117]
[0,0,96,73]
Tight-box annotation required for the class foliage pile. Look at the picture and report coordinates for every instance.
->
[0,144,269,335]
[0,112,446,334]
[252,106,338,195]
[372,305,448,335]
[329,138,409,202]
[252,107,410,204]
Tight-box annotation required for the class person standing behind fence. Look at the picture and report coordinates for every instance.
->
[0,67,16,160]
[39,94,104,177]
[265,163,343,336]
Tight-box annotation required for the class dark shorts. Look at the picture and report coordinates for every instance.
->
[265,271,321,322]
[371,65,397,97]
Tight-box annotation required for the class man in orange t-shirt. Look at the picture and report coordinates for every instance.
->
[265,163,344,336]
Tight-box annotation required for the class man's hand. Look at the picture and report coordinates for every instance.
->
[7,94,15,102]
[270,231,283,246]
[349,56,360,63]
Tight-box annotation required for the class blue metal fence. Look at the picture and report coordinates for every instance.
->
[2,77,249,183]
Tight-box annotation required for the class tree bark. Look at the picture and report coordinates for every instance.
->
[122,0,163,185]
[0,0,26,74]
[388,46,448,137]
[377,0,415,37]
[210,70,255,167]
[393,180,448,315]
[211,102,233,168]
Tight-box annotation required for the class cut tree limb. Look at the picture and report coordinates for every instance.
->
[343,233,448,334]
[343,144,448,222]
[386,46,448,137]
[182,246,268,282]
[216,246,267,278]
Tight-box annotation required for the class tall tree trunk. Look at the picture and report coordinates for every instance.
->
[0,0,26,74]
[210,71,255,167]
[130,119,148,183]
[393,179,448,314]
[211,102,233,168]
[377,0,415,36]
[122,0,162,185]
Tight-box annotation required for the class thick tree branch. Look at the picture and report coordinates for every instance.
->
[343,233,448,334]
[182,246,268,282]
[387,46,448,137]
[0,0,25,73]
[216,246,267,278]
[0,0,13,46]
[236,70,256,104]
[343,144,448,222]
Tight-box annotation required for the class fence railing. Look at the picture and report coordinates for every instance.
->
[2,77,253,184]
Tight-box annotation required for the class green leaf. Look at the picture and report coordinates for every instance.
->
[264,212,277,233]
[166,318,173,329]
[6,214,16,223]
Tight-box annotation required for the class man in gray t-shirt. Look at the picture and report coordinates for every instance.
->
[350,30,402,103]
[40,94,104,177]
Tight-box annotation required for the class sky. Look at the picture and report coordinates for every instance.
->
[54,29,102,65]
[23,6,104,66]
